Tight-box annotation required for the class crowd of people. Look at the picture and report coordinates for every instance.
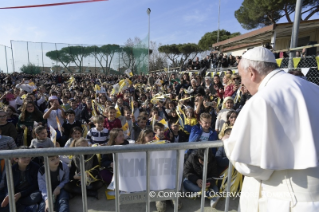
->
[184,53,241,70]
[0,56,307,212]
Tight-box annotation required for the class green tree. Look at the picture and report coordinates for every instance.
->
[46,46,91,73]
[20,63,41,75]
[87,44,121,75]
[198,30,241,50]
[158,43,202,67]
[46,50,71,72]
[235,0,319,30]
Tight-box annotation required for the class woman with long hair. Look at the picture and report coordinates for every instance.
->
[17,101,44,146]
[100,129,129,185]
[5,105,18,126]
[223,74,234,97]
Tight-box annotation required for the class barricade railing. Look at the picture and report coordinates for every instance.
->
[0,141,234,212]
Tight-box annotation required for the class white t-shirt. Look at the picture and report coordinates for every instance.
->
[199,132,210,141]
[44,108,64,129]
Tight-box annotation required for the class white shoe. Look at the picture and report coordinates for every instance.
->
[210,197,220,208]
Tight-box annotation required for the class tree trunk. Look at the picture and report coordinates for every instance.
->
[284,3,292,23]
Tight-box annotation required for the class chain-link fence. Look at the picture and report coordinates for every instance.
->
[277,56,319,85]
[0,45,13,73]
[10,38,149,75]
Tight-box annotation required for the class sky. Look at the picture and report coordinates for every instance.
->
[0,0,318,72]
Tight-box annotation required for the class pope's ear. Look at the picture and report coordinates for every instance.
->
[247,66,258,82]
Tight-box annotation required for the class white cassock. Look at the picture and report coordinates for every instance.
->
[224,69,319,212]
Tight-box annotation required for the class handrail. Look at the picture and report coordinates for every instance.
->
[0,140,232,212]
[0,141,223,158]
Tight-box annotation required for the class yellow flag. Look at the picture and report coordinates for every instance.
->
[94,84,101,93]
[293,57,301,68]
[93,100,105,116]
[122,122,129,131]
[316,56,319,70]
[115,103,121,118]
[28,82,35,86]
[82,124,88,138]
[91,100,97,117]
[276,58,283,67]
[67,76,75,86]
[49,126,57,146]
[23,128,28,146]
[56,116,63,136]
[131,97,134,115]
[217,97,221,106]
[159,119,168,129]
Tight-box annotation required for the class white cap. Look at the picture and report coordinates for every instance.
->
[242,47,276,63]
[49,96,58,101]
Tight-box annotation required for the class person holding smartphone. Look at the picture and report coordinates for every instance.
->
[183,148,220,208]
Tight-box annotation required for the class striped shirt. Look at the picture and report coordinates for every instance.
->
[86,128,109,145]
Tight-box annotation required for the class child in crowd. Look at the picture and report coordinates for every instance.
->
[166,121,189,143]
[132,116,148,141]
[103,106,122,131]
[186,113,218,156]
[64,138,103,199]
[184,107,198,133]
[119,108,133,140]
[30,126,54,148]
[1,146,41,212]
[43,96,65,141]
[215,97,234,133]
[61,110,82,146]
[64,127,83,148]
[37,155,70,212]
[149,108,162,124]
[61,96,71,112]
[153,123,169,141]
[0,128,17,150]
[135,129,154,144]
[218,111,237,139]
[87,115,109,146]
[100,129,129,184]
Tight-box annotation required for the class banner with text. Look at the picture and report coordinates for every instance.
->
[118,150,184,192]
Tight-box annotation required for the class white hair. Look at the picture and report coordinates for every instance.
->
[191,79,196,83]
[240,58,278,75]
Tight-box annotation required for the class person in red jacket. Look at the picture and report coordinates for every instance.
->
[103,106,122,131]
[223,74,234,97]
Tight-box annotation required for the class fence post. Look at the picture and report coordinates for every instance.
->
[173,150,181,212]
[200,148,209,212]
[79,155,88,212]
[146,151,151,212]
[4,47,8,74]
[4,159,16,212]
[224,161,233,212]
[44,156,54,212]
[114,153,120,212]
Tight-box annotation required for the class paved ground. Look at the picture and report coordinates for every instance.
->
[69,185,239,212]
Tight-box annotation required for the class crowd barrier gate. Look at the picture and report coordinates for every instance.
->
[0,140,236,212]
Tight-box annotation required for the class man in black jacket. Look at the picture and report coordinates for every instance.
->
[183,149,220,208]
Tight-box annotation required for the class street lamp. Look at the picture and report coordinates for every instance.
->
[147,8,151,74]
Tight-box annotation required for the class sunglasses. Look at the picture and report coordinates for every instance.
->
[233,78,240,80]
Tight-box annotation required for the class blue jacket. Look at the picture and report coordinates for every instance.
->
[186,124,218,154]
[5,161,40,197]
[38,161,69,201]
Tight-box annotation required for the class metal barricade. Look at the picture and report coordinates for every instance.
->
[0,141,235,212]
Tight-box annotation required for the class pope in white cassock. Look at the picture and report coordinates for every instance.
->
[223,47,319,212]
